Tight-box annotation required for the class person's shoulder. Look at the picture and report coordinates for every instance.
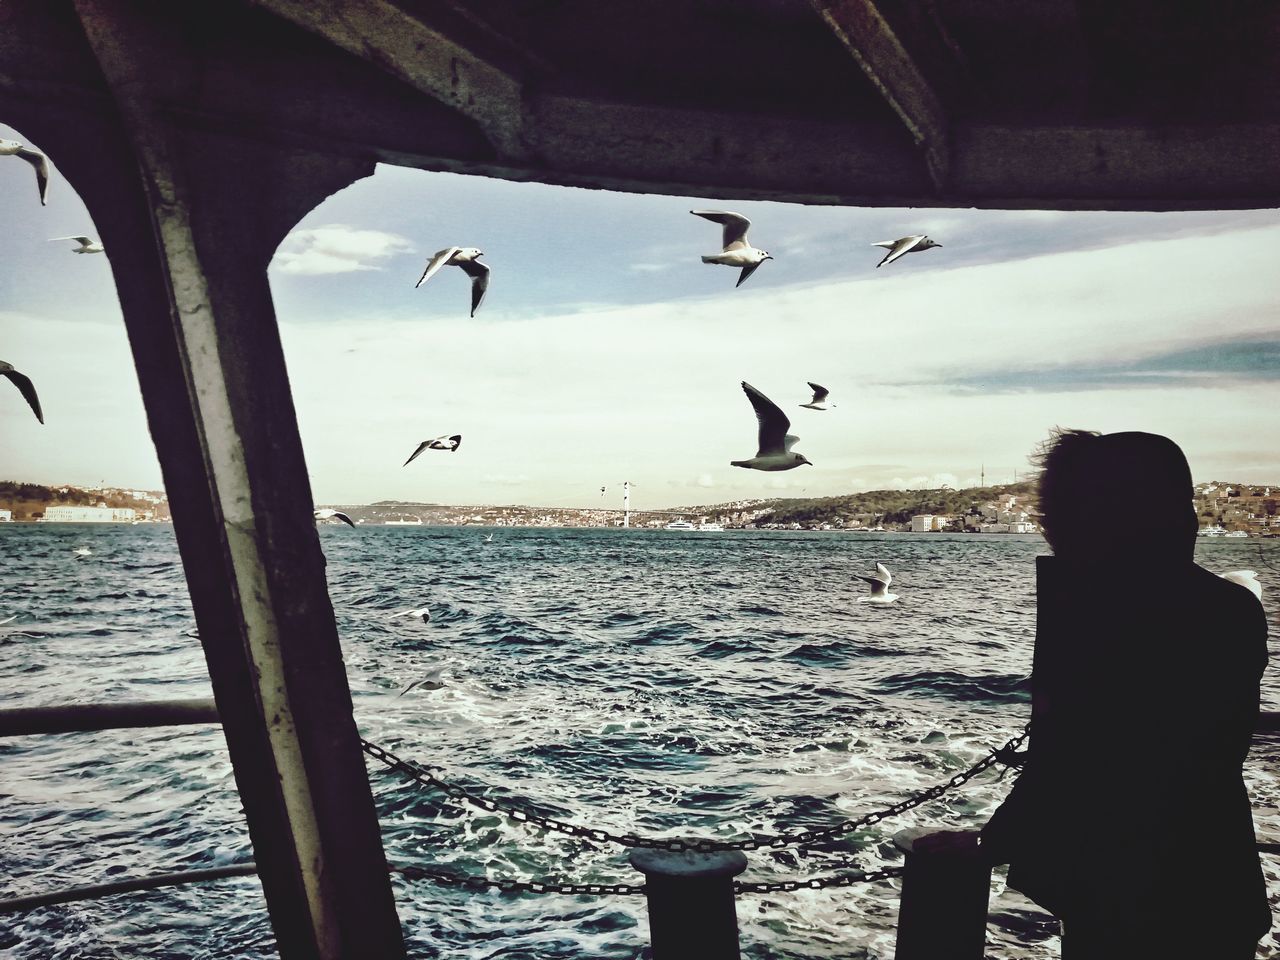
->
[1190,564,1268,635]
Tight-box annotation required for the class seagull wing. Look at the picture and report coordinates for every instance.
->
[16,147,49,205]
[2,368,43,423]
[875,562,893,586]
[49,236,92,245]
[741,381,791,457]
[402,441,431,466]
[457,258,490,316]
[691,210,751,251]
[858,576,889,596]
[874,236,924,268]
[1221,569,1262,601]
[416,247,459,288]
[736,261,763,287]
[332,511,356,528]
[807,382,829,403]
[446,434,463,452]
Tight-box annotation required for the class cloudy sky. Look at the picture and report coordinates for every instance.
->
[3,122,1278,509]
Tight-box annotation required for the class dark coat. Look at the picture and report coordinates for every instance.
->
[982,555,1270,938]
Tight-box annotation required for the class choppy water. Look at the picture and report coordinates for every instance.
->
[1,525,1276,959]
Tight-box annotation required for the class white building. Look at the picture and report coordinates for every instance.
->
[0,509,11,522]
[43,504,136,523]
[910,514,934,532]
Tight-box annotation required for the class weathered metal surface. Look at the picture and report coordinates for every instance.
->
[893,828,992,960]
[0,699,219,736]
[808,0,951,190]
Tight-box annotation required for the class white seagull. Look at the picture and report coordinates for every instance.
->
[484,533,494,543]
[857,562,898,603]
[800,382,834,411]
[1,361,43,423]
[1221,570,1262,602]
[691,210,772,287]
[390,606,432,623]
[415,246,490,316]
[403,434,462,466]
[871,235,940,268]
[731,381,812,471]
[0,138,50,205]
[396,667,447,697]
[313,508,356,528]
[49,235,104,254]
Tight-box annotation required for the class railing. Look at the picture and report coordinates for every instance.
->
[3,701,1277,958]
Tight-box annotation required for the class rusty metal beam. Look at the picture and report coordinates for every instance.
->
[26,2,410,957]
[250,0,532,160]
[808,0,950,191]
[0,698,219,736]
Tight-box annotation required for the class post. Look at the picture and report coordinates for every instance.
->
[629,848,747,960]
[623,480,631,528]
[893,828,991,960]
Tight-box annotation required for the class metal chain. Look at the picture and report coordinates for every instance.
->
[392,863,906,897]
[361,721,1030,854]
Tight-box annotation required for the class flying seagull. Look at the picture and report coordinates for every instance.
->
[415,246,490,316]
[1,361,43,423]
[731,381,812,471]
[313,508,356,528]
[390,606,432,623]
[1221,570,1262,602]
[857,562,898,604]
[396,667,447,697]
[871,235,940,268]
[49,235,104,254]
[691,210,772,287]
[403,434,463,466]
[800,382,834,411]
[0,138,50,205]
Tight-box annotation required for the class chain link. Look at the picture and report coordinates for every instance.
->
[361,721,1030,854]
[392,863,906,897]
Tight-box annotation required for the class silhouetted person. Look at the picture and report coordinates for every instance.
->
[980,430,1271,957]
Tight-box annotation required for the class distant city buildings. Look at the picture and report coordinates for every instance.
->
[43,504,137,523]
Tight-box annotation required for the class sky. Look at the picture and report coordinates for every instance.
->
[2,121,1279,510]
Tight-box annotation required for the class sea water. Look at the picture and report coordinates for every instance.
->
[1,525,1276,959]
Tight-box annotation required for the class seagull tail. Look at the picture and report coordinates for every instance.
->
[730,460,751,469]
[701,255,716,264]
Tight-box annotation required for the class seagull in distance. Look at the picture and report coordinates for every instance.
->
[397,667,447,696]
[1,361,43,423]
[390,606,432,623]
[415,246,490,316]
[731,382,812,471]
[800,382,834,411]
[691,211,772,287]
[872,235,940,268]
[313,508,356,528]
[49,235,104,254]
[857,562,898,603]
[403,434,463,465]
[1221,570,1262,601]
[1,138,50,205]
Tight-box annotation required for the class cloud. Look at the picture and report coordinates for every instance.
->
[272,224,413,275]
[937,338,1280,394]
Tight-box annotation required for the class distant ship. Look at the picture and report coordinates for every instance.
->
[1198,525,1227,537]
[385,516,423,526]
[697,522,724,532]
[664,520,695,530]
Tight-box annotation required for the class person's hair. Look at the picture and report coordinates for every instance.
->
[1033,428,1196,557]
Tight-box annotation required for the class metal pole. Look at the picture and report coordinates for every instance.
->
[893,828,991,960]
[623,481,631,528]
[0,864,258,914]
[629,848,747,960]
[0,699,219,737]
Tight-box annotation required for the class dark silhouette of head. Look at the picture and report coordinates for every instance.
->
[1034,428,1197,560]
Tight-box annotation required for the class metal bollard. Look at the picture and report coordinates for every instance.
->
[893,828,992,960]
[629,847,748,960]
